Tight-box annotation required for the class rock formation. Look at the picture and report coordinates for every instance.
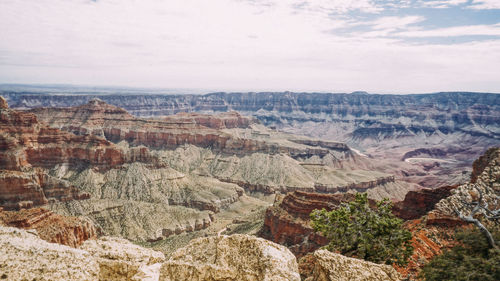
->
[28,99,355,160]
[300,249,401,281]
[433,147,500,221]
[80,236,165,281]
[260,191,358,257]
[0,226,165,281]
[0,100,125,210]
[5,90,499,188]
[160,234,301,281]
[0,96,7,109]
[0,208,96,247]
[394,218,465,279]
[392,185,457,220]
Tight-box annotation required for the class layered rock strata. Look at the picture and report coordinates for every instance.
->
[392,185,457,220]
[260,191,358,257]
[0,100,126,209]
[0,208,96,247]
[29,99,345,159]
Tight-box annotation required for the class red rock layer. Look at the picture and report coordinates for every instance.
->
[0,208,97,247]
[392,185,458,220]
[0,99,128,209]
[165,111,254,129]
[260,191,356,257]
[29,100,340,158]
[395,217,469,280]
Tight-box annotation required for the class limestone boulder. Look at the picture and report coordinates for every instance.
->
[80,236,165,281]
[0,226,99,281]
[0,226,165,281]
[160,234,300,281]
[304,249,400,281]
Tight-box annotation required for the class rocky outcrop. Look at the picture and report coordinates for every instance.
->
[392,185,457,220]
[314,176,395,193]
[394,218,465,280]
[433,147,500,220]
[394,148,499,279]
[160,234,301,281]
[260,191,357,257]
[80,236,165,281]
[0,208,96,247]
[0,99,132,209]
[0,96,7,109]
[0,226,99,280]
[471,147,500,183]
[301,249,400,281]
[0,226,165,281]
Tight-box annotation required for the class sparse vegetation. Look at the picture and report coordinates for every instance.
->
[310,193,413,266]
[420,227,500,281]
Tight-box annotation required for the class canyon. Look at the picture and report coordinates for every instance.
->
[1,96,407,247]
[0,89,499,280]
[3,90,499,189]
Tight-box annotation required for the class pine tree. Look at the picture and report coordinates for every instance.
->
[310,193,413,266]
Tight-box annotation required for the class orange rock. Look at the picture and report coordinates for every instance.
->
[0,208,97,247]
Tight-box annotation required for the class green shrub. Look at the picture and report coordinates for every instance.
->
[420,228,500,281]
[310,193,413,266]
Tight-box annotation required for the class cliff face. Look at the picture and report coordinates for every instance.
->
[433,147,500,221]
[5,91,499,189]
[0,102,125,209]
[260,191,357,257]
[29,99,353,160]
[0,208,96,247]
[392,185,457,220]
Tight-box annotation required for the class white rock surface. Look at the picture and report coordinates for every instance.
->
[0,226,99,281]
[306,249,400,281]
[160,234,301,281]
[0,226,165,281]
[81,236,165,281]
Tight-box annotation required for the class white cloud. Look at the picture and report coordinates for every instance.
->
[469,0,500,9]
[419,0,469,8]
[396,23,500,37]
[0,0,499,93]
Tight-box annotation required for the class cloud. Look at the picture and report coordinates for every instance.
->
[0,0,499,93]
[396,23,500,37]
[419,0,469,8]
[469,0,500,9]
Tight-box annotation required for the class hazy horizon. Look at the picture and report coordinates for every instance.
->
[1,0,500,93]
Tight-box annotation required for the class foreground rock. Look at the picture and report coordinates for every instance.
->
[160,234,301,281]
[81,236,165,281]
[301,249,400,281]
[0,226,165,281]
[0,208,96,247]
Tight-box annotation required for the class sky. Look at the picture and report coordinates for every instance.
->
[0,0,499,93]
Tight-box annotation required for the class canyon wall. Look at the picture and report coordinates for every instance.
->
[4,91,499,188]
